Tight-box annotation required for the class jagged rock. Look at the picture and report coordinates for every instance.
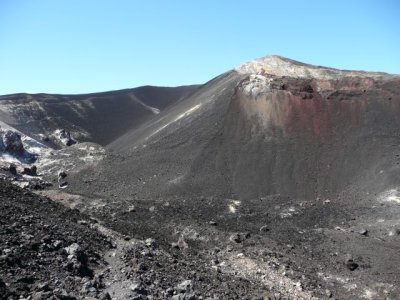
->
[53,240,63,249]
[29,179,52,190]
[176,280,192,293]
[64,243,80,257]
[3,130,24,155]
[55,129,76,146]
[58,170,67,180]
[229,232,250,243]
[22,165,37,176]
[145,238,157,249]
[8,163,17,175]
[31,291,53,300]
[0,132,4,152]
[40,135,50,142]
[230,233,242,243]
[98,292,111,300]
[129,280,147,295]
[81,280,95,293]
[165,287,174,295]
[171,236,188,250]
[53,289,77,300]
[171,294,186,300]
[59,181,68,189]
[35,282,50,292]
[344,254,359,271]
[325,289,333,298]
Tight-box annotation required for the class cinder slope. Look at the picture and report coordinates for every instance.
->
[88,71,241,198]
[83,56,400,203]
[0,85,198,147]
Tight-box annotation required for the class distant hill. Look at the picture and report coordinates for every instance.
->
[0,85,199,147]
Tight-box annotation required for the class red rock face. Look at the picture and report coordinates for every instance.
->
[283,93,333,139]
[283,92,369,140]
[237,76,399,141]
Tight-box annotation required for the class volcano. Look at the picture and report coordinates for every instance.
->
[1,55,400,299]
[77,55,400,202]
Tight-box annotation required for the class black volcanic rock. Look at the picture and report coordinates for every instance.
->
[22,165,37,176]
[55,129,76,146]
[0,179,109,299]
[0,278,8,299]
[8,163,17,175]
[0,132,4,152]
[3,130,24,155]
[0,129,37,164]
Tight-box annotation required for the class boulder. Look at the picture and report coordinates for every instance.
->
[58,170,67,181]
[59,181,68,189]
[64,243,80,257]
[344,254,359,271]
[230,232,250,243]
[40,135,50,142]
[176,280,192,293]
[145,238,157,249]
[8,164,17,175]
[0,131,4,152]
[22,165,37,176]
[55,129,76,146]
[3,130,24,155]
[171,294,186,300]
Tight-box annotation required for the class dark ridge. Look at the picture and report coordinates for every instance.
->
[0,85,200,146]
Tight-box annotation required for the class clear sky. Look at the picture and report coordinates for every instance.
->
[0,0,399,95]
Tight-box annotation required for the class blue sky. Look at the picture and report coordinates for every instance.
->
[0,0,399,94]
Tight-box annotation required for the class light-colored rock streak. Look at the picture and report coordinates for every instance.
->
[146,104,202,140]
[222,254,316,299]
[378,188,400,204]
[129,94,160,114]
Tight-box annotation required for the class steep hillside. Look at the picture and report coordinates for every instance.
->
[80,56,400,203]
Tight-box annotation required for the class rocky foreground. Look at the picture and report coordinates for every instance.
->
[0,180,110,299]
[1,180,308,300]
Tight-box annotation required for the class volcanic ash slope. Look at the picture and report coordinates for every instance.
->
[79,55,400,203]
